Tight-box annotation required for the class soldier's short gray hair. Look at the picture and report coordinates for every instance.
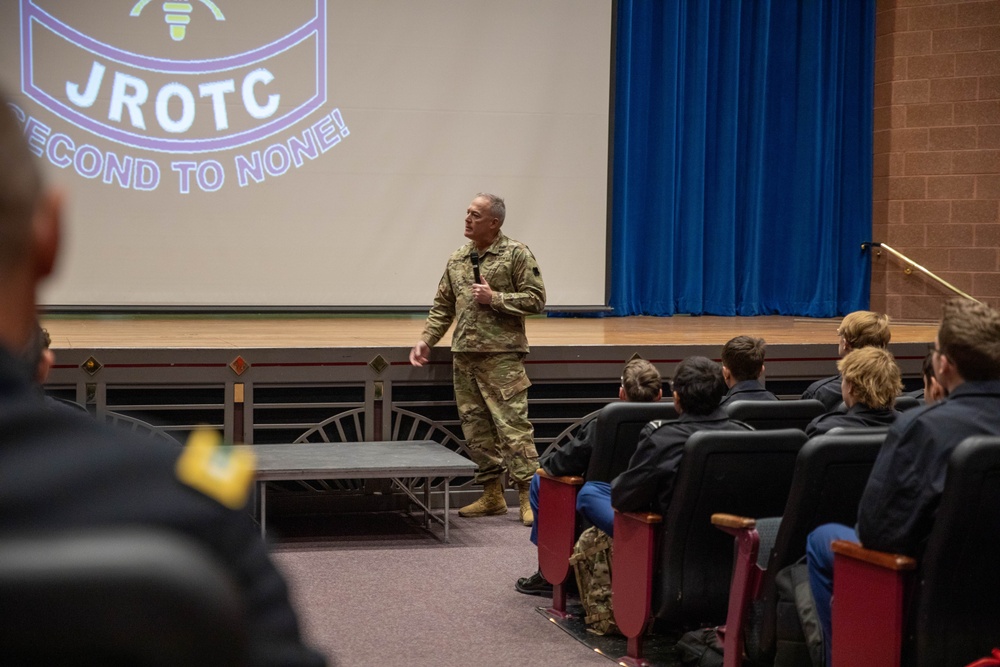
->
[475,193,506,225]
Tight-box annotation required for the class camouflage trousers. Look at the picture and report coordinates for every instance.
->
[453,352,539,486]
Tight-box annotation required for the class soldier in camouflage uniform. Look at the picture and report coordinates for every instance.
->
[410,193,546,526]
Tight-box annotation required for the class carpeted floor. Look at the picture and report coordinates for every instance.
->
[269,510,615,667]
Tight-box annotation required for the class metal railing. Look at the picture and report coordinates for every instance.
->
[863,242,982,304]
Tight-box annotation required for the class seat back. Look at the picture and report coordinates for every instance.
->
[0,529,248,666]
[894,395,922,412]
[723,399,827,431]
[654,428,808,627]
[585,402,678,482]
[750,431,885,662]
[912,435,1000,667]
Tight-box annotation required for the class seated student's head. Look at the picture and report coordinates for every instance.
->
[671,356,727,416]
[838,311,891,357]
[720,336,766,387]
[935,299,1000,388]
[620,358,662,402]
[837,347,902,410]
[921,351,947,404]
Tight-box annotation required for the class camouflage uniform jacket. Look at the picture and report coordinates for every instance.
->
[421,232,546,353]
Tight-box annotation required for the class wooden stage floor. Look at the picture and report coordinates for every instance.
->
[40,314,938,350]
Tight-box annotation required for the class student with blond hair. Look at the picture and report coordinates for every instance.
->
[806,299,1000,663]
[804,347,902,436]
[802,310,891,411]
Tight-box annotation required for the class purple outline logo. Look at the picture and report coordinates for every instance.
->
[20,0,327,154]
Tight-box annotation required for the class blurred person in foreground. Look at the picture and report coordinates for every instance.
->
[0,90,326,666]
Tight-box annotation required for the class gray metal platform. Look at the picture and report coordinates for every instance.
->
[235,440,476,542]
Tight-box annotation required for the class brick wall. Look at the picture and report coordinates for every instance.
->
[872,0,1000,319]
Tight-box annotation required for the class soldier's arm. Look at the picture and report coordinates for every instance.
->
[421,265,457,347]
[490,246,546,316]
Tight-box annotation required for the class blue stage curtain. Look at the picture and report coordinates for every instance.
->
[610,0,875,317]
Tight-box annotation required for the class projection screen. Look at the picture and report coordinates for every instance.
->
[0,0,613,309]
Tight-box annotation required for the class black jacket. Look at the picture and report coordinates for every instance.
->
[611,408,752,516]
[857,380,1000,556]
[804,403,899,437]
[801,374,843,411]
[0,347,326,667]
[720,379,778,406]
[539,415,597,477]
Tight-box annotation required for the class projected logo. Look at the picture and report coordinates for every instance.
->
[16,0,347,193]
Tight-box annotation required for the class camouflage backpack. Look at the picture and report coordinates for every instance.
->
[569,526,619,636]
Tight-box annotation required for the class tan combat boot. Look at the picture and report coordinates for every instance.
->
[518,483,533,527]
[458,478,508,517]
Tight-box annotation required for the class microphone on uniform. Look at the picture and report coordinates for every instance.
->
[470,249,481,284]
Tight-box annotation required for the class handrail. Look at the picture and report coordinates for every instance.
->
[862,242,982,304]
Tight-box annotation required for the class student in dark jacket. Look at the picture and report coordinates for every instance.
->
[805,299,1000,665]
[802,311,891,411]
[573,357,751,534]
[805,347,902,437]
[515,358,661,595]
[719,335,778,406]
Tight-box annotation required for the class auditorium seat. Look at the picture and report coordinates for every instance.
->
[611,428,807,665]
[893,395,921,412]
[0,528,248,666]
[537,401,677,616]
[831,435,1000,667]
[723,399,827,431]
[711,430,886,667]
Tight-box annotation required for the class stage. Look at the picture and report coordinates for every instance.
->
[39,313,935,507]
[42,313,937,350]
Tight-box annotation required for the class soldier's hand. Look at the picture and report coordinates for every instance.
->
[472,278,493,304]
[410,340,430,367]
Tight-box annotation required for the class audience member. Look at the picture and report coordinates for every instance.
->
[27,323,88,414]
[906,351,947,404]
[802,311,891,411]
[804,347,902,436]
[805,299,1000,664]
[28,323,53,385]
[515,358,662,596]
[719,335,778,405]
[573,357,751,534]
[0,90,326,666]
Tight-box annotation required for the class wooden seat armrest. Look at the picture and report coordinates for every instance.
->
[537,469,584,486]
[617,510,663,525]
[711,513,756,530]
[831,540,917,571]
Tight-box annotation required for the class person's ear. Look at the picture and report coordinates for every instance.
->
[672,390,681,413]
[619,386,626,401]
[928,376,946,404]
[31,189,63,279]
